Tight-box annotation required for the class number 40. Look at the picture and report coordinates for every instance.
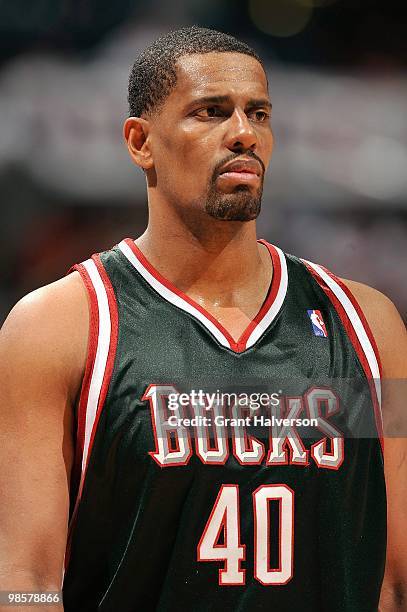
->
[197,484,294,586]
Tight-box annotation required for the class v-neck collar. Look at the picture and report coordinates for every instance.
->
[118,238,288,354]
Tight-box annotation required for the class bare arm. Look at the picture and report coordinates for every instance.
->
[342,279,407,611]
[0,272,88,611]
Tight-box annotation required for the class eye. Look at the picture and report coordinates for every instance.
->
[195,106,223,119]
[250,110,270,122]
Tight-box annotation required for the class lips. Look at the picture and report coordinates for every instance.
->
[218,158,262,177]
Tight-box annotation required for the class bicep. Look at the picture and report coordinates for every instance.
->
[384,437,407,554]
[0,275,87,588]
[341,279,407,607]
[0,374,73,585]
[382,370,407,606]
[381,437,407,608]
[356,288,407,607]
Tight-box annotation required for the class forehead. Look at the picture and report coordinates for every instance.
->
[172,52,269,101]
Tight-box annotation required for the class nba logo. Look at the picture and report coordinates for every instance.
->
[307,309,328,337]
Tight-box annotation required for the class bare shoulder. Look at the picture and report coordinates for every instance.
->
[0,271,89,400]
[340,277,407,378]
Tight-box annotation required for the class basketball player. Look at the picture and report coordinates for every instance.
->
[0,27,406,612]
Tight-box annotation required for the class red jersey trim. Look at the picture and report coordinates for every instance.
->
[121,238,284,353]
[66,262,99,518]
[319,264,382,379]
[235,240,282,352]
[87,254,119,468]
[302,260,384,454]
[64,255,118,572]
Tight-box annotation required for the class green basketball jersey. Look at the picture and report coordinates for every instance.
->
[62,238,385,612]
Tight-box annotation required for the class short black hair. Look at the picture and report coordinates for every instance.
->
[128,26,264,118]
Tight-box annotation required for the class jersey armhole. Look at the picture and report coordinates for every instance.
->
[66,262,100,512]
[301,259,384,453]
[64,256,119,572]
[320,266,383,378]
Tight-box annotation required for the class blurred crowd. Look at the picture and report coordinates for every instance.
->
[0,0,406,322]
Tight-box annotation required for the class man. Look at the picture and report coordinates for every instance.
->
[0,26,406,612]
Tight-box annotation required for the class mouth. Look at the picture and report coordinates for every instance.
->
[218,170,259,182]
[217,158,262,185]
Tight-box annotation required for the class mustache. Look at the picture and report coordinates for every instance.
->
[212,151,266,181]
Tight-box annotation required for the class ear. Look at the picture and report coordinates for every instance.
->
[123,117,153,170]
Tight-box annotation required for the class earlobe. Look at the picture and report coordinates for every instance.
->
[123,117,153,170]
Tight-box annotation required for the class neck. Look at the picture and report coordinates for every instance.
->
[135,194,271,306]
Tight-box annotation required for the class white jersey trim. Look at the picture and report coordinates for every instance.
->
[304,260,381,409]
[79,258,112,487]
[246,245,288,348]
[118,239,288,353]
[118,240,232,348]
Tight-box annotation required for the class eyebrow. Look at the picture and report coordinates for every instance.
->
[188,95,272,110]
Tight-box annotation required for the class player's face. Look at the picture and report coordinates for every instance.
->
[148,52,273,222]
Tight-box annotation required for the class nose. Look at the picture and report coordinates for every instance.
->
[224,108,257,153]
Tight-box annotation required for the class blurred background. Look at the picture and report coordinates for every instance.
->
[0,0,406,323]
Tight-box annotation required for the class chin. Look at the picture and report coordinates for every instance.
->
[205,189,262,222]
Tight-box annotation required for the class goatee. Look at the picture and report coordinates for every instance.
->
[204,152,265,221]
[205,185,263,221]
